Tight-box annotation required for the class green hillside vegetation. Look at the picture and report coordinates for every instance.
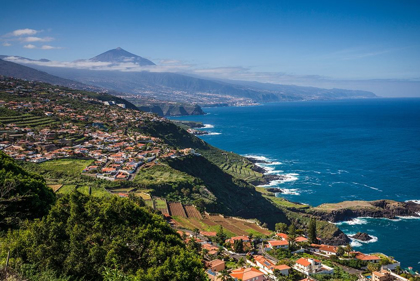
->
[140,120,265,184]
[0,151,55,229]
[165,155,289,228]
[1,192,206,281]
[133,164,212,204]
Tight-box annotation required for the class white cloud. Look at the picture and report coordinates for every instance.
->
[23,44,36,49]
[41,45,61,50]
[2,42,11,47]
[11,28,39,36]
[21,36,54,42]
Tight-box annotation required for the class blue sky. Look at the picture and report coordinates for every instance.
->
[1,0,420,96]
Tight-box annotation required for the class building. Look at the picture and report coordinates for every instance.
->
[294,258,334,275]
[230,268,265,281]
[267,240,289,249]
[353,252,381,263]
[207,259,225,272]
[254,255,290,276]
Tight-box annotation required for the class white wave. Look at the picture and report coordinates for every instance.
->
[201,124,214,129]
[205,132,221,136]
[280,188,300,195]
[347,233,379,247]
[396,215,420,220]
[335,218,368,226]
[266,161,282,165]
[281,173,299,183]
[351,182,382,192]
[406,200,420,204]
[244,154,271,162]
[350,240,362,247]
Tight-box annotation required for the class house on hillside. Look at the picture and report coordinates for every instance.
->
[266,240,289,250]
[309,244,338,256]
[230,267,265,281]
[254,255,290,276]
[293,258,334,275]
[353,252,381,263]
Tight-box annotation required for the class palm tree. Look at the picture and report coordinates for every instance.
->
[344,244,353,257]
[219,269,233,281]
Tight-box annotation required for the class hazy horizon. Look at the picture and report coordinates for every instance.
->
[1,0,420,97]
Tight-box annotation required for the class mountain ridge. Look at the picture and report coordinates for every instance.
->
[1,48,377,106]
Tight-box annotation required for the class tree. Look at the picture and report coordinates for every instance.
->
[1,192,207,280]
[308,218,317,244]
[219,270,233,281]
[233,239,244,253]
[193,227,200,238]
[0,151,55,229]
[216,226,227,245]
[275,222,287,233]
[367,262,380,273]
[287,223,297,248]
[336,246,345,257]
[344,244,353,257]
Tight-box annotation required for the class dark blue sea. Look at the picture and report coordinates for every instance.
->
[170,98,420,270]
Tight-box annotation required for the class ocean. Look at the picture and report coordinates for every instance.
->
[170,98,420,270]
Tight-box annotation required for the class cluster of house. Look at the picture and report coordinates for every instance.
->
[0,78,200,180]
[196,231,410,281]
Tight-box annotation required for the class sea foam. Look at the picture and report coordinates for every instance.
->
[244,154,271,162]
[348,233,379,247]
[335,218,369,226]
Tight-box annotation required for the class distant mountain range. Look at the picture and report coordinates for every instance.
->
[1,47,376,107]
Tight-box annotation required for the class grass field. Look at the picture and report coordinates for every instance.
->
[134,162,195,188]
[77,185,111,198]
[57,184,77,194]
[133,164,196,186]
[264,195,311,210]
[38,158,93,177]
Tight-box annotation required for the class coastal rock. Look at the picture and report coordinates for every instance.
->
[351,232,372,241]
[246,157,270,164]
[266,187,283,193]
[320,231,351,246]
[313,200,420,223]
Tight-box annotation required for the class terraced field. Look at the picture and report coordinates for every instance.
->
[154,197,169,214]
[168,202,187,217]
[219,162,262,183]
[184,205,203,219]
[0,114,57,127]
[172,213,272,237]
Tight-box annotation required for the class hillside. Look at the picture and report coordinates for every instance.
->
[0,77,350,242]
[0,58,89,89]
[0,58,205,116]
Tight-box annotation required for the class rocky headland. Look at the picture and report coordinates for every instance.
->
[312,200,420,222]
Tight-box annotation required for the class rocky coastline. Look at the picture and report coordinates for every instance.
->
[246,156,420,245]
[313,200,420,222]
